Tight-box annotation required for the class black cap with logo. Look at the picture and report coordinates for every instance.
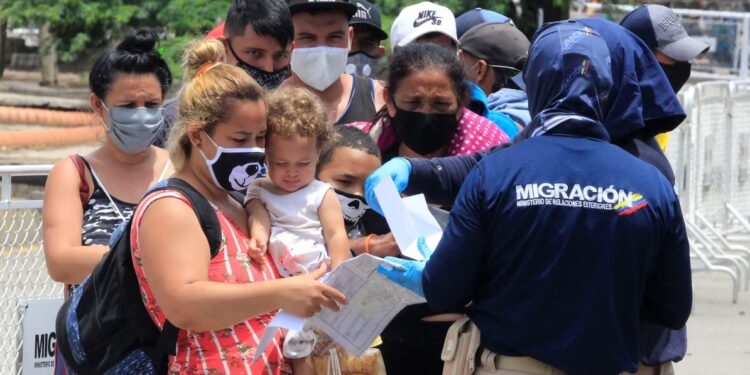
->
[288,0,358,18]
[349,0,388,41]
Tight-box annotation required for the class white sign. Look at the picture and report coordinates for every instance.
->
[22,299,65,375]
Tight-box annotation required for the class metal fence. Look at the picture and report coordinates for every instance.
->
[573,2,750,79]
[666,81,750,303]
[3,82,750,372]
[0,165,62,375]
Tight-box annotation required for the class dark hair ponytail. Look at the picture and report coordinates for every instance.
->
[88,28,172,100]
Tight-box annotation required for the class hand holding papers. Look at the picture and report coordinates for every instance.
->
[255,183,444,360]
[310,254,424,356]
[254,255,425,361]
[373,178,443,260]
[376,237,436,297]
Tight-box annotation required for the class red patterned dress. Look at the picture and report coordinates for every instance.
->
[130,189,291,375]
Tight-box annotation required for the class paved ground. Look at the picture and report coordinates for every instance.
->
[675,272,750,375]
[0,143,98,165]
[0,71,747,373]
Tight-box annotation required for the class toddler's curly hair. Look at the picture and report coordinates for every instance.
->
[266,86,333,148]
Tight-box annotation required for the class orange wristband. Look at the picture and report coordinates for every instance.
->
[364,234,375,254]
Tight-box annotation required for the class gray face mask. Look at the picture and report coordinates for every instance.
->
[102,102,164,153]
[345,52,382,78]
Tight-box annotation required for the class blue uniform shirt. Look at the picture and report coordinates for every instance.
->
[423,127,691,375]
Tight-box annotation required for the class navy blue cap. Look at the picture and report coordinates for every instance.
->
[456,8,512,39]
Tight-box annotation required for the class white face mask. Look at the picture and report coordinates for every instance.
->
[290,46,349,91]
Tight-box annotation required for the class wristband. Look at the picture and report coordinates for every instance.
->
[364,234,375,254]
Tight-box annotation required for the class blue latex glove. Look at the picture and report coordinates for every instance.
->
[378,257,425,297]
[376,237,435,297]
[364,157,412,215]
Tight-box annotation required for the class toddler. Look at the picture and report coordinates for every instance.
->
[245,86,350,371]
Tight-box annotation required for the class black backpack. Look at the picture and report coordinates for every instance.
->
[56,178,222,374]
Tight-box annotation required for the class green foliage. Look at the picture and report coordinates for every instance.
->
[1,1,142,62]
[158,34,193,86]
[375,0,570,40]
[376,0,506,22]
[0,0,230,82]
[0,0,573,85]
[156,0,230,81]
[157,0,230,36]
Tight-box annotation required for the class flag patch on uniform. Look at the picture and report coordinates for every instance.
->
[613,193,648,216]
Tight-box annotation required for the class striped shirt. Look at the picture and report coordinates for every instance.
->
[131,189,291,375]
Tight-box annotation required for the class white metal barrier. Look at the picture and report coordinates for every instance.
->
[2,82,750,371]
[574,3,750,79]
[671,81,750,303]
[0,165,62,375]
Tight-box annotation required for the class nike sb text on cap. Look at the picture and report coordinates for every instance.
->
[390,1,458,50]
[620,4,709,62]
[288,0,357,18]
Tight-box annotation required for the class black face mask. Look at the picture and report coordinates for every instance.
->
[491,69,514,93]
[228,42,288,90]
[392,106,459,155]
[198,133,267,193]
[334,189,370,233]
[660,62,691,93]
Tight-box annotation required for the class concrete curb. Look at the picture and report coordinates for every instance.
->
[0,106,98,127]
[0,127,101,148]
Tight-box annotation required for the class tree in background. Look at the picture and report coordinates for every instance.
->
[375,0,570,42]
[0,0,570,86]
[0,0,229,85]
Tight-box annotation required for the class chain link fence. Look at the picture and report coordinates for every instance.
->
[0,165,62,374]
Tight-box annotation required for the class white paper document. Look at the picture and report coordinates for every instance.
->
[374,178,443,260]
[252,310,305,363]
[309,254,425,356]
[253,255,424,361]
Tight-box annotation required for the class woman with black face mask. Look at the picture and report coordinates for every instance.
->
[348,42,510,163]
[344,42,509,375]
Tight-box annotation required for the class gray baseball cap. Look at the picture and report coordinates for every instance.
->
[620,4,709,62]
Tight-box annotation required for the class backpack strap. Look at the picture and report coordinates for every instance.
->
[69,154,89,208]
[150,178,222,257]
[140,178,223,368]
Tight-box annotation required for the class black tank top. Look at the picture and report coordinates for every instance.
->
[335,74,377,125]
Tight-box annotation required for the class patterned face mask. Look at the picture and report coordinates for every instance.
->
[228,42,288,90]
[345,52,382,78]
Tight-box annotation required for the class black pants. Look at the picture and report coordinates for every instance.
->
[378,319,452,375]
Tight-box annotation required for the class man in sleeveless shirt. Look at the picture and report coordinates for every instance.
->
[284,0,385,125]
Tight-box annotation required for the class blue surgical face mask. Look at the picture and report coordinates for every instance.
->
[102,101,164,153]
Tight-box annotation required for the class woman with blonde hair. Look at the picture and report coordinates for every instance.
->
[131,38,346,374]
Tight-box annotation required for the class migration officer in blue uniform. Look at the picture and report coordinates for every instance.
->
[378,21,692,375]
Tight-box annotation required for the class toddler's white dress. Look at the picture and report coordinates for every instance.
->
[245,179,333,359]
